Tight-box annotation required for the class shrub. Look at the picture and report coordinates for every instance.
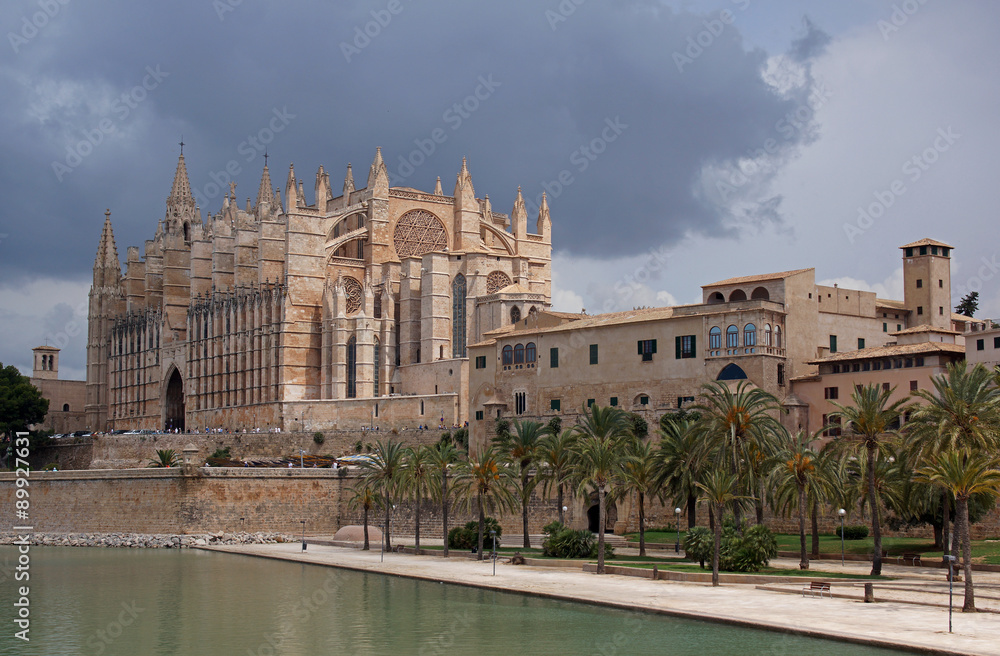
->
[313,432,325,445]
[837,524,870,540]
[452,427,468,449]
[546,416,562,436]
[448,518,502,550]
[494,418,511,443]
[353,440,363,453]
[683,526,713,568]
[627,413,648,438]
[541,521,614,559]
[210,446,231,460]
[720,523,778,572]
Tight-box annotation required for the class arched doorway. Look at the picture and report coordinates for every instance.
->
[586,493,618,534]
[164,368,185,431]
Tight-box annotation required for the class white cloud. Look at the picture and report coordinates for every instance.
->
[0,277,90,379]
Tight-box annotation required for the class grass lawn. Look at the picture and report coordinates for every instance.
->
[614,561,890,580]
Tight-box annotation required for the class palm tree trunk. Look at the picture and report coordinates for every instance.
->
[712,501,722,587]
[522,467,530,549]
[362,506,369,551]
[957,497,976,612]
[597,485,606,574]
[708,505,715,532]
[756,479,765,525]
[441,473,449,558]
[557,484,564,525]
[867,442,882,576]
[810,497,820,559]
[477,492,485,561]
[638,490,646,557]
[385,491,392,551]
[942,491,951,558]
[798,484,808,570]
[687,493,696,530]
[414,488,421,550]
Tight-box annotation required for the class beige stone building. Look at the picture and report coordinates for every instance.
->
[965,324,1000,370]
[85,149,552,432]
[29,346,86,434]
[468,238,973,450]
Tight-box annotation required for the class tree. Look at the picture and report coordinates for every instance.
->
[916,450,1000,612]
[452,447,518,560]
[572,404,630,574]
[656,417,704,530]
[0,364,48,466]
[147,449,180,468]
[830,384,911,575]
[696,469,742,586]
[770,433,833,570]
[619,437,659,556]
[428,441,461,557]
[358,439,407,551]
[402,445,434,550]
[955,291,979,318]
[494,419,546,548]
[347,482,380,550]
[537,429,577,526]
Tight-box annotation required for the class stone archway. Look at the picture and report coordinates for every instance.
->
[164,368,185,431]
[586,493,618,534]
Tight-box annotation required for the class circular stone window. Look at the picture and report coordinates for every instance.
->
[392,209,448,258]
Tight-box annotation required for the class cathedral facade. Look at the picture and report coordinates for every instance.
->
[85,149,552,432]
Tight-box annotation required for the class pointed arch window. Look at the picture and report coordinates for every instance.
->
[510,306,521,324]
[346,336,357,398]
[453,274,467,357]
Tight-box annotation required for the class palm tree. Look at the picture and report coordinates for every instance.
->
[572,404,629,574]
[536,429,577,526]
[619,437,659,556]
[148,449,180,467]
[830,383,910,575]
[916,450,1000,612]
[495,419,547,548]
[452,447,518,560]
[402,445,434,550]
[428,441,461,557]
[696,469,742,586]
[770,433,832,570]
[358,439,407,551]
[909,361,1000,560]
[656,417,703,530]
[346,482,379,550]
[694,380,785,524]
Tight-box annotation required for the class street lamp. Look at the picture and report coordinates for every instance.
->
[838,509,846,566]
[299,449,305,468]
[945,555,957,633]
[674,507,682,554]
[301,519,307,552]
[490,529,497,576]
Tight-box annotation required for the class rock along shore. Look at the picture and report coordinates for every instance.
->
[0,531,297,549]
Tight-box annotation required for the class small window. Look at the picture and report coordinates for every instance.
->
[476,410,484,420]
[610,397,618,407]
[920,246,927,255]
[910,381,918,392]
[905,247,914,257]
[589,344,599,365]
[514,344,525,364]
[525,342,536,364]
[904,358,913,368]
[939,279,944,288]
[62,403,70,412]
[638,339,657,361]
[977,339,985,351]
[897,324,901,331]
[639,395,649,405]
[777,364,784,387]
[994,337,1000,349]
[709,326,722,349]
[883,323,887,333]
[676,335,696,359]
[883,382,891,392]
[858,338,865,350]
[475,356,487,369]
[587,398,595,408]
[916,279,923,288]
[916,357,925,366]
[939,307,944,315]
[829,335,837,354]
[917,306,923,315]
[873,361,882,371]
[824,387,839,400]
[550,399,561,412]
[550,347,559,368]
[862,361,871,372]
[502,345,513,366]
[677,396,695,408]
[420,401,425,415]
[726,325,739,348]
[515,391,526,415]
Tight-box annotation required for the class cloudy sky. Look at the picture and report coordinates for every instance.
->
[1,0,995,380]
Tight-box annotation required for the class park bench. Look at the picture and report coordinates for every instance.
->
[802,582,832,598]
[897,553,921,566]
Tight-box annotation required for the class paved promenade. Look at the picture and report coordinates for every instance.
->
[201,542,1000,656]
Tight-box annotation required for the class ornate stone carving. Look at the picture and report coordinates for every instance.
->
[343,276,363,314]
[393,209,448,258]
[486,271,512,294]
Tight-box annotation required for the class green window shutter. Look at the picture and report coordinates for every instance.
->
[550,399,561,411]
[652,339,657,354]
[675,336,681,359]
[589,344,598,365]
[690,335,695,357]
[638,341,643,355]
[550,347,559,368]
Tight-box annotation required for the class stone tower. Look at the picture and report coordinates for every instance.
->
[901,238,953,329]
[32,345,59,380]
[85,210,124,431]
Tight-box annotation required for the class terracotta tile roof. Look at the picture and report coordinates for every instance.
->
[807,341,965,364]
[899,238,954,250]
[890,324,960,336]
[530,306,677,335]
[952,313,978,322]
[702,268,812,288]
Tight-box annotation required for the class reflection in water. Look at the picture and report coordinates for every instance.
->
[0,547,906,656]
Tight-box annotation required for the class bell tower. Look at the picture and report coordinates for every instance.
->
[901,238,953,330]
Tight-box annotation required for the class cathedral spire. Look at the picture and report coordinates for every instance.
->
[453,156,476,210]
[433,176,443,195]
[512,186,527,238]
[285,163,298,208]
[537,190,551,240]
[255,159,273,212]
[166,149,196,220]
[343,163,355,197]
[367,147,389,197]
[93,209,121,285]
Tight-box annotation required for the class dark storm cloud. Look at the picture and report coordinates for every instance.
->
[0,0,825,285]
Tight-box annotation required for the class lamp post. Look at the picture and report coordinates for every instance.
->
[300,519,307,551]
[838,509,846,566]
[674,507,682,554]
[490,529,497,576]
[945,555,956,633]
[299,449,305,469]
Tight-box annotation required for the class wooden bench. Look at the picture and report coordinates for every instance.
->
[897,553,922,566]
[802,581,832,598]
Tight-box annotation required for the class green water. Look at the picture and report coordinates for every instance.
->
[0,547,910,655]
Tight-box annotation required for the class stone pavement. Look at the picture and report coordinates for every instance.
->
[200,542,1000,656]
